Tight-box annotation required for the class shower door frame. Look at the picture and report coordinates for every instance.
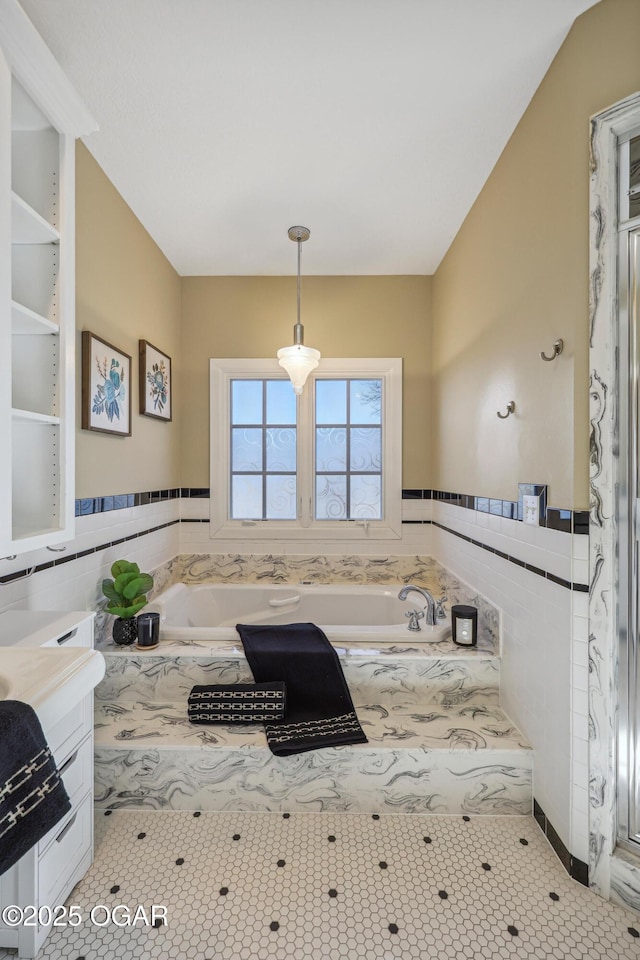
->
[618,219,640,854]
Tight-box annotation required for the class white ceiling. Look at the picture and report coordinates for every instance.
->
[21,0,599,276]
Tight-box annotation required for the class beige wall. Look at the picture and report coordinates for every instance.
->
[432,0,640,509]
[75,143,182,497]
[181,276,432,488]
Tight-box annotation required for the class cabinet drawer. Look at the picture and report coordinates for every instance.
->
[39,793,92,909]
[47,694,90,759]
[43,619,94,649]
[38,735,92,854]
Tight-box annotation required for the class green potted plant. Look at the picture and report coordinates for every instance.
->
[102,559,154,645]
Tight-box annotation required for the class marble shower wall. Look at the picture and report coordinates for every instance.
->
[588,92,640,904]
[176,553,499,652]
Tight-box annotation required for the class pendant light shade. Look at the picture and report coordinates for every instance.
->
[277,226,320,394]
[277,342,321,395]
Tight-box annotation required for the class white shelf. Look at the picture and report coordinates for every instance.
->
[11,299,58,335]
[11,190,59,244]
[11,522,62,544]
[12,407,60,425]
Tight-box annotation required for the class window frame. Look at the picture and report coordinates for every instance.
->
[209,357,402,540]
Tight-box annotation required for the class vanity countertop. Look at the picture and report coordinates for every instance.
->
[0,610,104,737]
[0,645,104,735]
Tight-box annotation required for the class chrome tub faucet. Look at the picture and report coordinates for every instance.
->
[398,584,446,627]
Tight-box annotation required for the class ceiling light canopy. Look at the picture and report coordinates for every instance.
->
[277,226,320,395]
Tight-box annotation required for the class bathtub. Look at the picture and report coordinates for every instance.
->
[148,582,451,645]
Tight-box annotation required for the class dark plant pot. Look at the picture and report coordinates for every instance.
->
[112,617,138,646]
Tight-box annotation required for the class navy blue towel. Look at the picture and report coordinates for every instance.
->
[237,622,368,756]
[0,700,71,875]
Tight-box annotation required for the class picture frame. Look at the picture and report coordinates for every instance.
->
[82,331,132,436]
[139,339,172,421]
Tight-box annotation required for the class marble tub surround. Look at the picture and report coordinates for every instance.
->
[94,698,528,754]
[91,553,521,820]
[175,553,499,653]
[95,640,500,706]
[94,699,531,816]
[93,636,529,816]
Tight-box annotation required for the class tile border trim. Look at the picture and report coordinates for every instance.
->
[75,489,182,516]
[402,488,588,535]
[74,486,589,535]
[431,520,588,593]
[0,520,180,585]
[534,799,588,885]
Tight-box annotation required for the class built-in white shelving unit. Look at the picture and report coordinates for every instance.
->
[0,0,96,555]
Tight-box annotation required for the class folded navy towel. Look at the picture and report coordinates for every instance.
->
[237,622,368,756]
[0,700,71,876]
[188,682,286,723]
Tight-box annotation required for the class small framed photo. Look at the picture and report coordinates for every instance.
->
[139,340,172,421]
[82,331,132,436]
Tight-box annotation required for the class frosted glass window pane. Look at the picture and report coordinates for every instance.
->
[231,380,263,424]
[266,428,297,471]
[231,475,262,519]
[350,475,381,519]
[316,427,346,471]
[350,380,382,424]
[316,380,346,424]
[266,475,297,519]
[316,475,347,520]
[232,428,263,471]
[350,427,381,472]
[266,380,296,424]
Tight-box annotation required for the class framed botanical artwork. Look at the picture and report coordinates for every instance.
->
[82,331,132,436]
[139,340,172,421]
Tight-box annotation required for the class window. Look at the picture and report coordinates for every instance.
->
[210,358,402,540]
[314,379,382,521]
[230,379,297,520]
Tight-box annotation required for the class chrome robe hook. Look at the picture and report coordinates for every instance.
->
[497,401,515,419]
[540,339,563,361]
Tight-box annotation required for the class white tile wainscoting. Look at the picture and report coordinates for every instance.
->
[429,498,588,871]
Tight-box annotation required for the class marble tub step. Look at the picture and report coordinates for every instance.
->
[94,699,531,816]
[96,639,500,707]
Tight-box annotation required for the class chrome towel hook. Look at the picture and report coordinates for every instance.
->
[497,401,515,419]
[540,338,564,362]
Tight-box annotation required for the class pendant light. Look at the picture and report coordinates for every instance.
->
[277,225,320,394]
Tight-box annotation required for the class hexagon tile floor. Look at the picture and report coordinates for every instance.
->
[4,811,640,960]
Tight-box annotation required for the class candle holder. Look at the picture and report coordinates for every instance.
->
[136,611,160,649]
[451,605,478,647]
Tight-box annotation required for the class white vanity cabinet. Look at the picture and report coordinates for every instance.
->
[0,610,100,959]
[0,1,96,554]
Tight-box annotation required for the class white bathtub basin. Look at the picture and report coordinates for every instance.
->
[149,582,452,645]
